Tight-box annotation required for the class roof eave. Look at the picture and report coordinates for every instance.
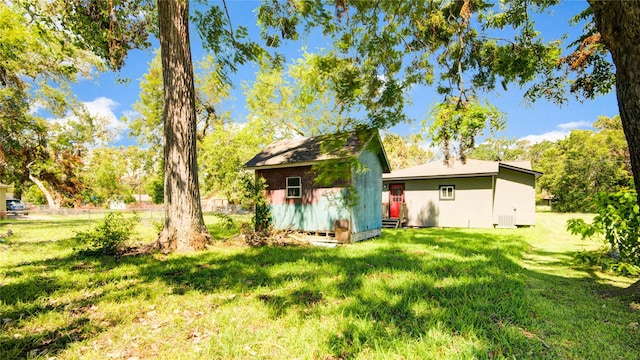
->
[383,172,499,181]
[245,160,323,171]
[499,163,543,177]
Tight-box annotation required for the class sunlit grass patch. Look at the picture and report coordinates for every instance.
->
[1,211,638,359]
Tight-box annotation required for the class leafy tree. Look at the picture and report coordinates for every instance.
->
[121,146,158,205]
[468,137,531,162]
[0,3,106,205]
[243,53,362,138]
[534,116,631,212]
[83,148,128,206]
[242,59,298,139]
[529,139,563,202]
[82,146,157,206]
[127,51,165,151]
[382,133,435,171]
[257,2,640,211]
[553,130,628,212]
[23,0,261,251]
[199,122,268,203]
[427,97,505,163]
[567,189,640,279]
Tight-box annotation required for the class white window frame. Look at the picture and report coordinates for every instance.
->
[286,176,302,198]
[439,185,455,200]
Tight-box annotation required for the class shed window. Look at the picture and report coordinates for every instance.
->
[286,177,302,198]
[439,185,455,200]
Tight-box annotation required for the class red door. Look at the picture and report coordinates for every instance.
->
[389,184,404,218]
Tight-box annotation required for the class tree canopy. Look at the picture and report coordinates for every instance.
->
[256,1,640,208]
[0,2,111,206]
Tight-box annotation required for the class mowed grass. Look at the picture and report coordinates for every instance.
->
[1,212,638,359]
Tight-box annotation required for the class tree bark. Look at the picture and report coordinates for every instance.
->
[590,1,640,292]
[154,0,211,252]
[590,1,640,201]
[28,174,59,209]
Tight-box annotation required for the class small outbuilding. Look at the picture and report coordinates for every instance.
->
[382,159,542,228]
[245,128,391,242]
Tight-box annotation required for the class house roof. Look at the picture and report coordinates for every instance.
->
[383,159,542,181]
[244,128,391,173]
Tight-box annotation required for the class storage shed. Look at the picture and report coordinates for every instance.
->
[245,128,391,242]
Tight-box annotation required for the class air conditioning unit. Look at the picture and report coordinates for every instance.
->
[497,215,515,228]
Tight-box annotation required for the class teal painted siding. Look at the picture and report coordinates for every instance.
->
[351,149,383,234]
[269,189,351,231]
[257,145,384,238]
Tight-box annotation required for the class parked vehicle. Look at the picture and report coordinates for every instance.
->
[6,199,29,216]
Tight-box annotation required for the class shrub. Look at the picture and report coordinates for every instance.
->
[209,213,242,239]
[573,249,640,276]
[75,212,140,255]
[241,175,271,233]
[567,188,640,270]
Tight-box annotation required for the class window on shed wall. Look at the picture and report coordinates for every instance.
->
[286,177,302,198]
[439,185,455,200]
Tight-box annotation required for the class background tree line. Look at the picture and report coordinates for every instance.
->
[469,115,632,213]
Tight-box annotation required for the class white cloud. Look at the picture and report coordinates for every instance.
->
[121,110,139,121]
[84,97,121,131]
[29,101,46,115]
[521,131,570,144]
[520,120,593,144]
[557,121,591,130]
[47,97,124,144]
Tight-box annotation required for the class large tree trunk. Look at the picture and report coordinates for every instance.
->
[153,0,211,252]
[28,174,59,209]
[590,1,640,293]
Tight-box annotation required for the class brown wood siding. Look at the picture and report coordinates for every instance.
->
[257,166,349,205]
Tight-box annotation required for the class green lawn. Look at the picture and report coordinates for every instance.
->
[1,212,638,359]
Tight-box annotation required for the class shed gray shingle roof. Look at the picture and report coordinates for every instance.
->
[244,128,391,173]
[383,159,541,180]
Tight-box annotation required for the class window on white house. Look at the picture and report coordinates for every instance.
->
[286,177,302,198]
[439,185,455,200]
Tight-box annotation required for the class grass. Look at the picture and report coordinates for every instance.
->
[1,212,638,359]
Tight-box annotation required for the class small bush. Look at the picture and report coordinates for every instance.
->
[209,213,242,239]
[75,212,140,255]
[567,188,640,268]
[241,176,271,233]
[214,213,235,230]
[572,248,640,276]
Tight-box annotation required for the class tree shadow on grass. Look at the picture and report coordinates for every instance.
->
[1,228,638,359]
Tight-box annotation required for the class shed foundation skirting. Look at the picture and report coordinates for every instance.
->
[350,228,382,242]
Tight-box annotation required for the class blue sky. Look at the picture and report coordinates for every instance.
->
[68,1,620,148]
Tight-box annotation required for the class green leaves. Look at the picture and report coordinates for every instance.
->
[194,4,264,75]
[568,188,640,268]
[75,212,141,255]
[58,0,155,70]
[537,116,632,213]
[382,133,435,171]
[426,97,504,162]
[254,0,584,152]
